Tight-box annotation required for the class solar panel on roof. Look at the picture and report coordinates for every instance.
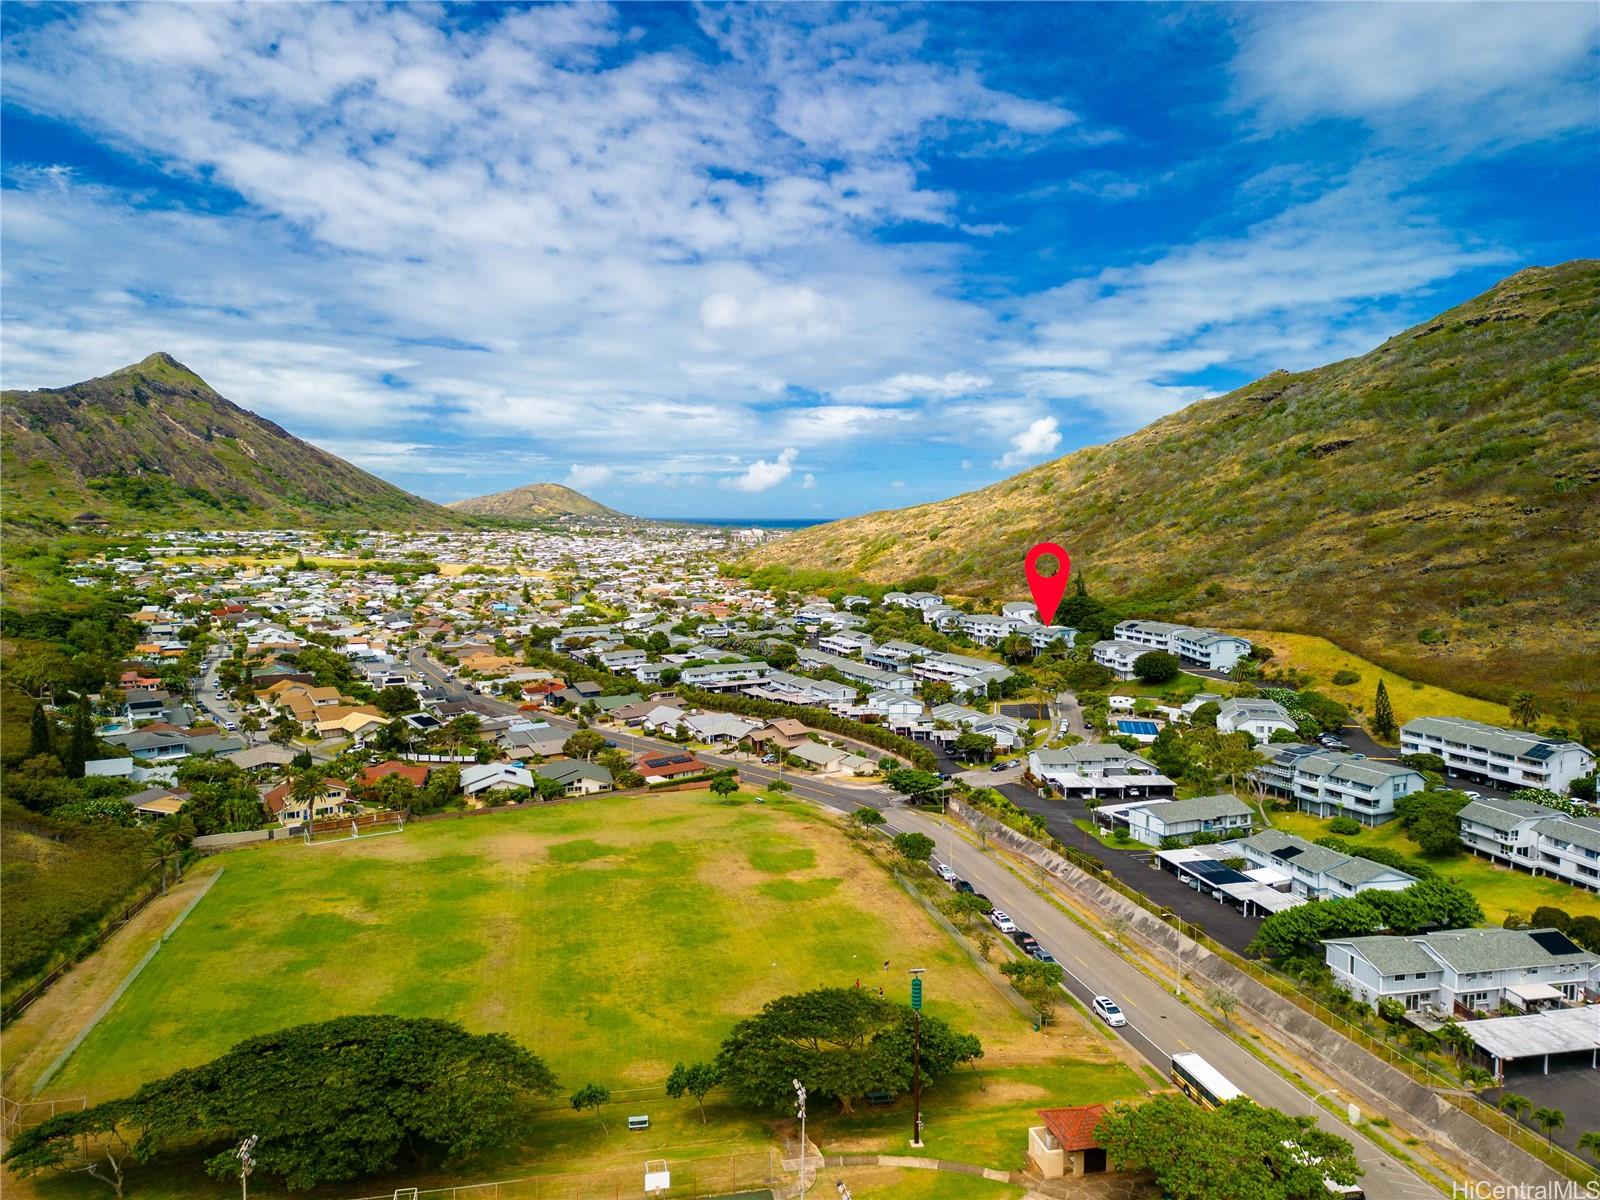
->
[1273,845,1303,860]
[1525,745,1555,760]
[1187,860,1250,885]
[1530,930,1580,955]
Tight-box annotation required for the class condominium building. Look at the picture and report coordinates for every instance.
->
[1458,795,1600,894]
[1400,716,1595,794]
[1238,830,1417,899]
[1253,743,1424,825]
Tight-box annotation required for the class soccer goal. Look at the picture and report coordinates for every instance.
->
[644,1159,671,1197]
[303,809,408,847]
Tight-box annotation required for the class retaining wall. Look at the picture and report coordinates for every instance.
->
[947,799,1566,1190]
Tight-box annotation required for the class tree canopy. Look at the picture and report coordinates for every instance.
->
[3,1016,559,1193]
[1097,1095,1360,1200]
[715,987,981,1113]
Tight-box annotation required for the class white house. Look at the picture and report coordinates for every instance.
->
[1238,830,1417,899]
[1216,698,1297,743]
[1458,795,1600,894]
[1401,717,1596,795]
[459,763,535,797]
[1092,640,1147,680]
[956,613,1015,645]
[1324,927,1600,1015]
[818,630,874,657]
[1110,621,1252,671]
[1120,794,1254,847]
[679,660,771,690]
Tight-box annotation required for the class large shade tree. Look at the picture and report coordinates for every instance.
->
[3,1016,559,1194]
[715,987,981,1114]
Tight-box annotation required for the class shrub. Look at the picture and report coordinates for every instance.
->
[1327,816,1362,835]
[1331,669,1361,686]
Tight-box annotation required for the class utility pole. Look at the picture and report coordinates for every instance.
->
[909,968,926,1148]
[793,1079,808,1199]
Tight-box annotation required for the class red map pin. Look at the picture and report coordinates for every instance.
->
[1024,543,1072,627]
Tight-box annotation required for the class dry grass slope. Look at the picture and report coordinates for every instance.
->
[748,261,1600,722]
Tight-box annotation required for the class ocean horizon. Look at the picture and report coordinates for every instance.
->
[660,516,834,529]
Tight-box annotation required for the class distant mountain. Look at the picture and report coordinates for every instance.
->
[1,353,466,532]
[749,261,1600,716]
[447,482,622,520]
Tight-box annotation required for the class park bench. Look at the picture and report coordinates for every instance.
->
[865,1090,894,1107]
[628,1115,650,1131]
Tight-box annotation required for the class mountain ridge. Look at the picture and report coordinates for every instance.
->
[1,353,467,532]
[747,260,1600,718]
[447,481,622,520]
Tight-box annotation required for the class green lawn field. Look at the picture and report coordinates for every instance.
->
[25,792,1148,1199]
[1269,810,1600,925]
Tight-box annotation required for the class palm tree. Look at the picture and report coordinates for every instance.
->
[1577,1131,1600,1164]
[1436,1018,1473,1062]
[1460,1065,1495,1092]
[1510,692,1540,730]
[146,813,196,893]
[1500,1092,1532,1124]
[1532,1106,1565,1146]
[288,768,330,829]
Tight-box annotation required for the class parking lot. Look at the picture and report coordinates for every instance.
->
[995,783,1270,956]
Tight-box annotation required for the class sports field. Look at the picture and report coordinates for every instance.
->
[27,792,1147,1198]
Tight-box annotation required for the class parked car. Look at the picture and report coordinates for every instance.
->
[761,754,777,764]
[1029,946,1056,963]
[989,910,1017,933]
[989,762,1009,773]
[1461,790,1483,800]
[1011,930,1039,951]
[223,721,238,731]
[953,879,975,895]
[604,739,618,748]
[1091,996,1127,1027]
[934,862,958,883]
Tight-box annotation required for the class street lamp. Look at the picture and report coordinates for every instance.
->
[909,968,926,1148]
[234,1134,258,1200]
[794,1079,808,1200]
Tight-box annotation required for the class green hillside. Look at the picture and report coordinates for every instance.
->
[749,261,1600,722]
[446,481,622,520]
[1,353,467,532]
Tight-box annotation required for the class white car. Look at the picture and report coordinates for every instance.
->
[934,862,958,883]
[989,910,1017,933]
[1091,996,1126,1027]
[223,721,238,731]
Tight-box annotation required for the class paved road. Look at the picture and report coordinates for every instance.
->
[400,649,1445,1197]
[885,807,1438,1200]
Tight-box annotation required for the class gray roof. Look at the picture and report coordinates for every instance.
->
[1420,928,1598,974]
[1218,698,1293,723]
[534,760,613,787]
[1139,794,1252,823]
[1242,829,1416,885]
[1294,752,1421,787]
[1402,716,1591,762]
[1331,935,1441,976]
[1533,816,1600,853]
[1458,795,1558,832]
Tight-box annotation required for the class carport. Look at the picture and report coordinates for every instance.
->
[1465,1006,1600,1081]
[1219,880,1308,919]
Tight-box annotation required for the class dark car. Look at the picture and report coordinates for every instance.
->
[1029,947,1056,963]
[988,762,1008,772]
[953,879,975,895]
[604,739,618,748]
[1011,931,1039,950]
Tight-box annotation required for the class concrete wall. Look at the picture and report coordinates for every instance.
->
[946,799,1567,1191]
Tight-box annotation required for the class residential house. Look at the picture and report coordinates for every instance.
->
[459,762,535,798]
[534,759,613,796]
[683,713,763,743]
[1092,640,1146,680]
[786,740,876,776]
[1111,621,1252,671]
[739,719,812,753]
[636,750,709,783]
[1401,717,1596,795]
[1216,698,1298,743]
[679,660,771,690]
[1120,794,1254,847]
[1458,795,1600,894]
[1324,927,1600,1014]
[1238,830,1417,899]
[360,760,431,789]
[264,777,354,824]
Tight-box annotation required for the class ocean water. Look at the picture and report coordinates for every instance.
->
[664,517,834,529]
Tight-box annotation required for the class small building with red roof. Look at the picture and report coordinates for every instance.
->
[360,760,431,789]
[1028,1105,1109,1179]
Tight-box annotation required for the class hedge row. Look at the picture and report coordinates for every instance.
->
[1312,836,1435,881]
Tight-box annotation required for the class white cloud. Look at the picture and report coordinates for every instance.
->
[566,464,615,491]
[801,473,816,489]
[1231,3,1599,152]
[722,447,799,493]
[835,371,992,404]
[996,417,1062,469]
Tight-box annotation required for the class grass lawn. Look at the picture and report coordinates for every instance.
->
[21,793,1142,1199]
[1110,671,1214,702]
[1268,810,1600,924]
[1234,629,1511,732]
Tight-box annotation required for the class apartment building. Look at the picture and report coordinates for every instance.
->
[1238,830,1418,899]
[678,660,771,690]
[1120,794,1254,847]
[1400,716,1596,794]
[1111,620,1252,671]
[796,646,914,692]
[1253,743,1424,824]
[1216,697,1298,743]
[1092,639,1147,680]
[1324,927,1600,1014]
[1458,795,1600,894]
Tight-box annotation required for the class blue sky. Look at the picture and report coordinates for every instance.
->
[3,3,1596,518]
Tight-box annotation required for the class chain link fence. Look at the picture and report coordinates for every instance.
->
[342,1150,782,1200]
